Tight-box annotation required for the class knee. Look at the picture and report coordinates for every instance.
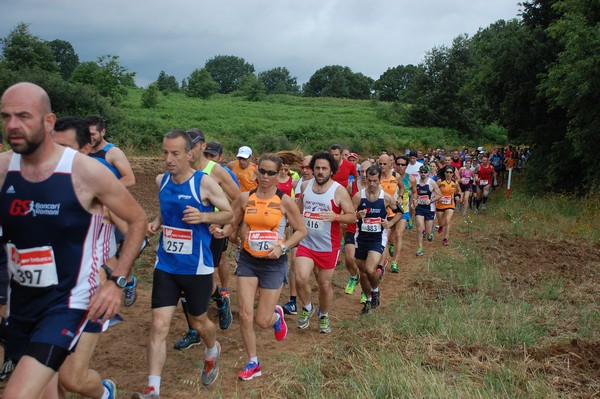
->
[254,313,273,329]
[59,372,84,394]
[238,307,254,327]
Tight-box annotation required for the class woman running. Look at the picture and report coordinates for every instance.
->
[459,158,474,215]
[436,166,461,246]
[219,153,306,381]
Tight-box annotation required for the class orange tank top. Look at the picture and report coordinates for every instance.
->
[380,174,398,217]
[436,180,457,210]
[243,190,287,257]
[232,161,258,192]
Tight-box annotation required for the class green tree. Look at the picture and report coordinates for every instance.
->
[258,67,299,94]
[155,70,179,93]
[204,55,255,94]
[141,83,159,108]
[374,64,418,102]
[48,39,79,79]
[186,68,219,99]
[240,74,266,101]
[0,22,58,73]
[541,0,600,188]
[304,65,372,99]
[70,55,135,104]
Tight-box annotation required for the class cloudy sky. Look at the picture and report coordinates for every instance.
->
[0,0,521,87]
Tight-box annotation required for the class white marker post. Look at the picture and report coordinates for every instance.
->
[506,167,513,200]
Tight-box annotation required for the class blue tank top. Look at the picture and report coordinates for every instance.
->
[416,178,435,211]
[357,188,388,241]
[155,170,215,275]
[0,148,103,316]
[89,143,122,179]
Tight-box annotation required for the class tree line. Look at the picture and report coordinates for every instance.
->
[1,0,598,192]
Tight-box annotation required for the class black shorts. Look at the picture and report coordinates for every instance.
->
[459,183,472,192]
[236,249,287,289]
[355,239,384,260]
[210,236,228,268]
[151,269,213,316]
[345,231,356,246]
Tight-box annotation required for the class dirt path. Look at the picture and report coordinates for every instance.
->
[1,159,598,398]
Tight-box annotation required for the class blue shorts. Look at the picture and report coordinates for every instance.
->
[237,249,288,289]
[401,211,411,221]
[415,207,435,221]
[355,239,384,260]
[7,307,87,363]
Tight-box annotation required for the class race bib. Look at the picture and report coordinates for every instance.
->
[361,217,382,233]
[440,195,452,205]
[461,177,470,185]
[7,244,58,287]
[247,230,279,254]
[162,225,193,254]
[417,195,429,205]
[303,211,325,231]
[480,179,489,186]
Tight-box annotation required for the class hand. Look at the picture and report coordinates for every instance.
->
[182,205,205,224]
[381,219,390,229]
[357,209,368,220]
[88,282,122,323]
[147,221,161,236]
[212,224,233,239]
[320,210,337,222]
[266,245,284,259]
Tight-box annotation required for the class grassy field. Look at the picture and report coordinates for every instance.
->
[117,89,462,156]
[233,183,599,399]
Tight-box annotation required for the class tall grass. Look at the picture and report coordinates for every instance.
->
[115,89,464,155]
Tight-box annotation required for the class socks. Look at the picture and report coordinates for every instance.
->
[148,375,161,394]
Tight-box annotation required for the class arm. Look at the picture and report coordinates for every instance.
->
[382,193,402,229]
[107,146,136,187]
[183,174,234,226]
[147,174,164,236]
[81,159,147,322]
[212,164,241,202]
[430,181,442,203]
[331,186,357,224]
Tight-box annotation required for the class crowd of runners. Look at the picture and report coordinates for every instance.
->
[0,82,529,399]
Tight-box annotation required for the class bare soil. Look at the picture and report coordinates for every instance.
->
[2,158,598,398]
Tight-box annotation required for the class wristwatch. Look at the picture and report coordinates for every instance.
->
[280,244,290,254]
[108,275,128,288]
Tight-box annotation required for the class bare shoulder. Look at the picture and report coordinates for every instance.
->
[0,151,13,188]
[106,145,129,162]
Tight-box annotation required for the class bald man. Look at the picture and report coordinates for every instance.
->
[0,82,147,399]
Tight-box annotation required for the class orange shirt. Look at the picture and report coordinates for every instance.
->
[232,161,258,192]
[243,190,286,257]
[436,180,457,210]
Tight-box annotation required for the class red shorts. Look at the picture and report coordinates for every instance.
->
[296,245,340,270]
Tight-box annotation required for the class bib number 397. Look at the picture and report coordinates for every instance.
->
[163,225,193,254]
[7,244,58,287]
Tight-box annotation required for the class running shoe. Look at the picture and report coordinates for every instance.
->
[0,359,14,381]
[388,244,394,257]
[238,361,262,381]
[481,203,487,210]
[174,329,201,350]
[102,379,116,399]
[273,305,287,341]
[406,219,413,229]
[473,208,479,214]
[437,225,443,234]
[371,291,381,309]
[131,386,159,399]
[201,341,221,386]
[344,276,359,294]
[416,247,424,256]
[360,291,367,304]
[319,315,331,333]
[361,301,372,315]
[390,261,399,273]
[123,276,137,307]
[297,306,316,329]
[427,233,434,242]
[282,300,297,315]
[217,295,233,330]
[376,265,385,280]
[443,238,449,246]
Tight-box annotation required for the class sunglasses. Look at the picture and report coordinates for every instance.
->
[378,162,387,166]
[396,162,407,166]
[258,168,277,176]
[445,171,454,174]
[301,166,311,171]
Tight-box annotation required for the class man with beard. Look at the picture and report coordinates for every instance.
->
[86,114,138,307]
[0,82,147,399]
[295,153,355,333]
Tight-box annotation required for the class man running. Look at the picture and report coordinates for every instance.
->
[0,82,147,399]
[353,166,401,314]
[228,145,258,192]
[86,114,139,307]
[473,155,497,213]
[133,130,233,398]
[412,165,442,256]
[295,153,355,333]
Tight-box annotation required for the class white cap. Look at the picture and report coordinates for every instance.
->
[236,146,252,159]
[477,146,484,152]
